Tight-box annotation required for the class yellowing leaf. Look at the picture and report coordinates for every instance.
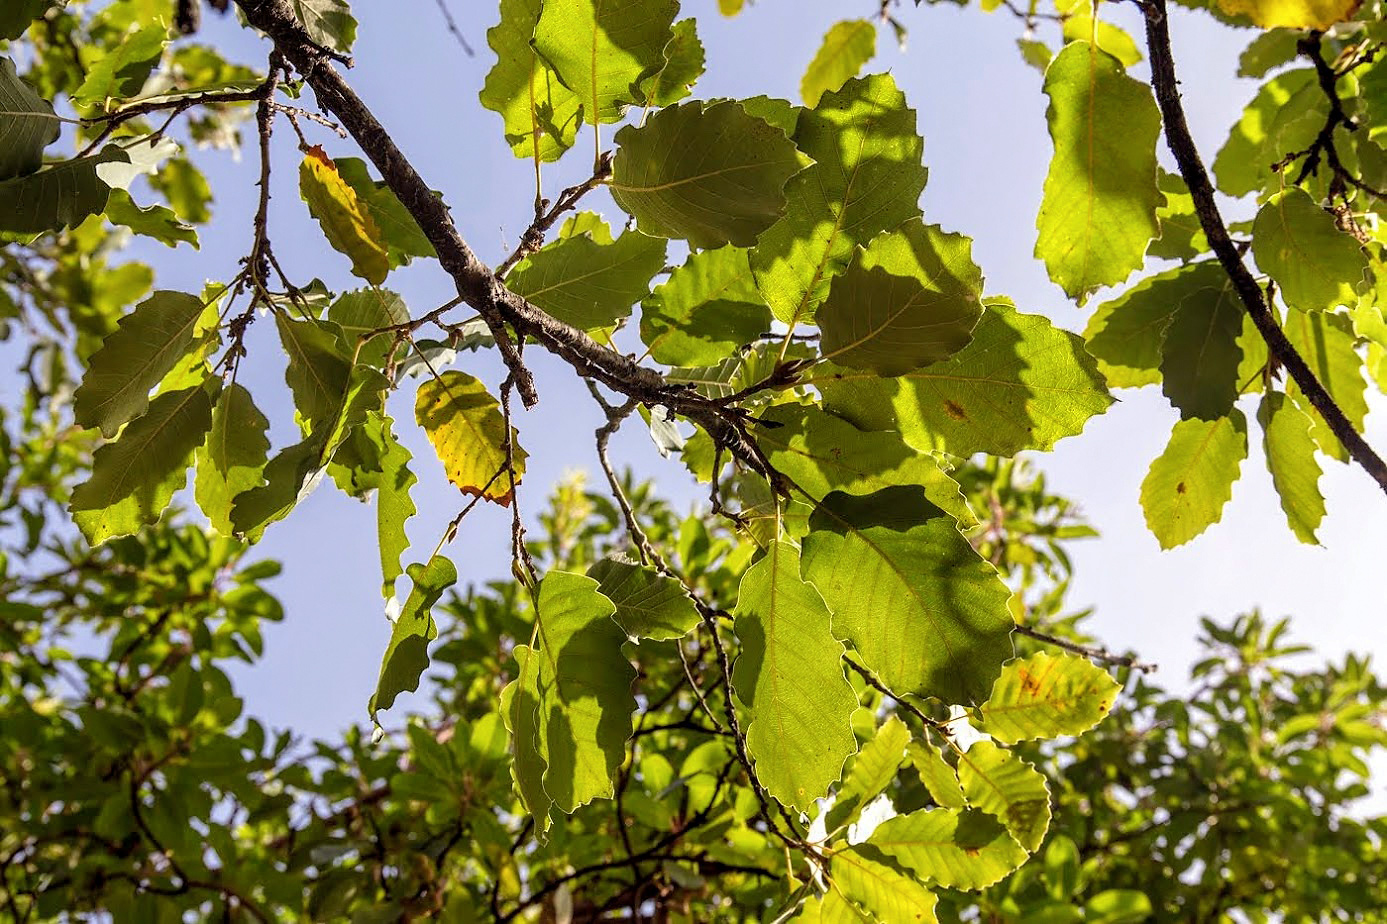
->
[415,370,525,505]
[1217,0,1360,30]
[979,651,1120,744]
[299,145,389,286]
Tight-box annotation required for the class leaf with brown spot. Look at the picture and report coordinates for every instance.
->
[415,371,525,506]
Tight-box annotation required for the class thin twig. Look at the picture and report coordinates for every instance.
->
[431,0,475,56]
[1013,624,1157,673]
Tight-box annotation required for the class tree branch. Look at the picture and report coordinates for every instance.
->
[1139,0,1387,496]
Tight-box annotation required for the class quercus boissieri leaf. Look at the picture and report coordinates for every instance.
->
[958,741,1051,852]
[74,290,208,437]
[611,99,802,248]
[825,715,910,831]
[801,487,1014,704]
[909,741,966,811]
[816,302,1113,457]
[104,189,199,248]
[229,434,329,540]
[1217,0,1359,30]
[831,848,940,923]
[70,381,218,545]
[415,370,525,505]
[371,415,418,597]
[288,0,356,53]
[1159,263,1245,420]
[800,19,876,108]
[1035,41,1160,302]
[195,383,270,537]
[587,558,700,641]
[979,651,1121,745]
[0,1,49,41]
[1084,263,1198,388]
[479,0,581,162]
[326,288,410,367]
[1140,410,1248,549]
[299,146,389,286]
[1149,170,1207,261]
[503,638,552,837]
[1259,391,1326,545]
[636,18,704,107]
[640,245,771,367]
[1213,69,1321,199]
[0,56,59,180]
[1284,306,1367,462]
[869,807,1028,892]
[1253,188,1368,313]
[276,313,353,434]
[506,214,667,330]
[753,74,926,326]
[533,0,676,125]
[71,24,167,107]
[732,540,858,811]
[333,158,436,267]
[817,220,983,375]
[368,555,457,721]
[0,146,128,233]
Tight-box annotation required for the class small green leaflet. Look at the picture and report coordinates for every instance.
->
[104,189,199,248]
[611,100,802,248]
[800,20,876,108]
[979,651,1120,744]
[1159,263,1244,420]
[957,741,1051,853]
[1212,69,1321,199]
[636,18,704,107]
[640,245,771,367]
[506,214,667,330]
[326,288,410,367]
[825,715,910,831]
[1284,307,1367,462]
[288,0,356,53]
[753,74,925,326]
[533,0,676,125]
[70,381,218,545]
[1252,188,1368,313]
[479,0,581,162]
[801,488,1014,704]
[1084,263,1199,388]
[816,302,1113,457]
[0,56,59,180]
[868,807,1028,891]
[1035,41,1160,302]
[1258,391,1325,545]
[909,741,966,811]
[1140,410,1248,549]
[0,146,128,233]
[276,314,354,434]
[368,555,457,721]
[817,220,983,375]
[587,558,700,641]
[831,848,940,923]
[1060,14,1142,68]
[732,540,858,811]
[195,383,271,537]
[74,290,209,437]
[71,24,167,107]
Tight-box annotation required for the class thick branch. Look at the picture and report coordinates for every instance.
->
[1140,0,1387,496]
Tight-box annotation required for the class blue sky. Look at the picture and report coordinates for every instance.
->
[12,1,1386,752]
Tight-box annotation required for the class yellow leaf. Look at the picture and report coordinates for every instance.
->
[299,145,389,286]
[415,370,525,506]
[1217,0,1359,30]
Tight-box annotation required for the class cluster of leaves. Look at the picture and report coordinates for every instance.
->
[3,0,1387,919]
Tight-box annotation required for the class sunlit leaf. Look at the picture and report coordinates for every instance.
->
[299,145,389,286]
[1258,390,1325,545]
[831,848,940,923]
[288,0,356,53]
[195,383,270,537]
[1140,410,1248,549]
[1159,263,1244,420]
[479,0,581,161]
[104,189,199,248]
[587,558,700,641]
[869,807,1029,891]
[908,741,966,811]
[72,24,167,106]
[826,716,911,831]
[1283,306,1367,462]
[637,18,704,107]
[958,741,1050,852]
[979,651,1121,744]
[1252,188,1368,313]
[641,245,770,366]
[1216,0,1359,30]
[368,556,457,721]
[801,20,876,108]
[415,370,525,505]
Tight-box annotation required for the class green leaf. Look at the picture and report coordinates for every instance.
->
[753,74,926,326]
[288,0,357,53]
[0,0,50,41]
[0,146,127,234]
[479,0,582,162]
[801,488,1013,704]
[1060,15,1141,67]
[1140,410,1248,549]
[503,638,552,836]
[0,56,59,180]
[637,18,705,107]
[1252,188,1368,313]
[868,807,1029,891]
[525,571,635,814]
[1085,890,1153,924]
[371,415,417,597]
[1149,170,1207,262]
[587,558,700,641]
[276,313,353,434]
[74,290,209,437]
[195,383,270,537]
[1084,263,1196,388]
[229,434,329,539]
[1258,390,1325,545]
[641,245,771,366]
[333,158,437,267]
[299,146,389,286]
[1159,263,1245,419]
[818,220,983,375]
[104,189,198,248]
[957,741,1050,852]
[732,540,858,811]
[611,99,802,248]
[326,288,410,367]
[979,651,1120,744]
[755,404,975,525]
[70,382,217,545]
[792,893,871,924]
[533,0,677,125]
[368,556,457,721]
[415,370,526,505]
[506,215,667,330]
[801,20,876,108]
[71,24,167,106]
[1213,69,1321,198]
[908,741,967,811]
[816,302,1113,457]
[831,848,940,923]
[1238,29,1302,77]
[1035,41,1160,302]
[826,716,911,831]
[1284,306,1367,462]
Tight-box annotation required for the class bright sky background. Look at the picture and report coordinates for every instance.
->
[10,1,1386,776]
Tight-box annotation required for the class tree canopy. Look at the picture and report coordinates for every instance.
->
[2,0,1386,921]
